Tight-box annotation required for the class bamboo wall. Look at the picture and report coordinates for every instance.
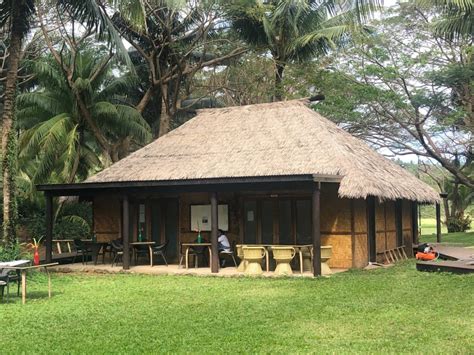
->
[320,184,353,269]
[352,199,368,268]
[93,195,121,242]
[91,188,416,269]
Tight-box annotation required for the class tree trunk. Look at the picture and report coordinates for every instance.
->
[1,10,23,247]
[158,84,172,137]
[273,62,286,102]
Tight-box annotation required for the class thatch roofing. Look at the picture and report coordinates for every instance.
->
[86,99,439,203]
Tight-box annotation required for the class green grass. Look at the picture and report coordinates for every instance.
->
[420,218,474,246]
[1,263,473,354]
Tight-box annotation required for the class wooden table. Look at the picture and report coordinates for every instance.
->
[181,243,212,270]
[0,262,59,304]
[130,242,155,267]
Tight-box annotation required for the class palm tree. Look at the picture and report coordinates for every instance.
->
[230,0,380,101]
[16,49,151,186]
[0,0,133,247]
[415,0,474,40]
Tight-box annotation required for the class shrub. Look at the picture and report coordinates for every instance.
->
[446,214,472,233]
[0,242,30,262]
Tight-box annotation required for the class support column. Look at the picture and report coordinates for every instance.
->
[367,196,376,263]
[45,192,53,264]
[395,199,403,247]
[122,195,130,270]
[312,182,321,277]
[436,203,441,243]
[411,201,419,245]
[210,192,219,273]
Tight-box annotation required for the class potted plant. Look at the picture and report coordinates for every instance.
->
[28,237,44,265]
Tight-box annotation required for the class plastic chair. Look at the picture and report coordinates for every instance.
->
[73,239,92,264]
[242,246,266,275]
[152,240,169,266]
[272,246,296,275]
[110,240,124,267]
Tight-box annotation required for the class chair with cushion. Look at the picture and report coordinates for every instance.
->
[73,239,92,264]
[152,240,169,266]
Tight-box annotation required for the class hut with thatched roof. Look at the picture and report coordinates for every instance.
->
[38,99,440,276]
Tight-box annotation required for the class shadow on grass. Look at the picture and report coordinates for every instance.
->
[1,290,63,304]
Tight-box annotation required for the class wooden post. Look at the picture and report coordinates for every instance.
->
[45,192,53,264]
[122,195,130,270]
[312,182,322,277]
[367,196,376,263]
[436,203,441,243]
[395,200,403,247]
[411,201,419,245]
[210,192,219,273]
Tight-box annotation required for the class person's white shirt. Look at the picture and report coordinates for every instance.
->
[218,233,231,251]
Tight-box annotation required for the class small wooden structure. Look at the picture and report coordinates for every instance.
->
[37,100,440,276]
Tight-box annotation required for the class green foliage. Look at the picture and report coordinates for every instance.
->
[18,199,92,241]
[17,46,151,186]
[447,214,472,232]
[0,242,28,262]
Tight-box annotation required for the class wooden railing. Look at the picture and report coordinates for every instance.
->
[51,239,74,255]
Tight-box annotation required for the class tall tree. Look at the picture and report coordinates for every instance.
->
[229,0,380,101]
[311,5,473,189]
[108,0,247,137]
[0,0,35,246]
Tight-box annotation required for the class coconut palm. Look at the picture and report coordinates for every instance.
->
[16,48,151,186]
[0,0,130,247]
[230,0,380,101]
[415,0,474,40]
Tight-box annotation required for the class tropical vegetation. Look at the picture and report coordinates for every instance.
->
[0,0,472,249]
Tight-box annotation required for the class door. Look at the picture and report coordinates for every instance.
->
[243,201,257,244]
[261,200,274,245]
[164,199,179,261]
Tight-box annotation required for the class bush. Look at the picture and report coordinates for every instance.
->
[446,214,472,233]
[0,242,30,262]
[18,199,92,240]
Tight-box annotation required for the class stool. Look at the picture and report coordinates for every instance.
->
[272,246,296,275]
[242,246,266,275]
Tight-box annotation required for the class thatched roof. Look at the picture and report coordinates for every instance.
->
[86,99,439,203]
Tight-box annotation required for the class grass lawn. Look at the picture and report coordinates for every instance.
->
[1,262,473,354]
[419,218,474,246]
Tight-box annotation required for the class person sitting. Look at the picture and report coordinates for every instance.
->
[218,230,230,252]
[218,229,231,267]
